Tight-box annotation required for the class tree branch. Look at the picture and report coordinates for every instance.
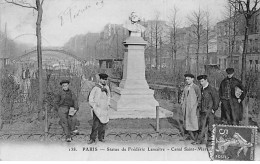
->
[5,0,37,10]
[251,0,260,13]
[240,0,248,8]
[230,0,248,16]
[41,0,45,5]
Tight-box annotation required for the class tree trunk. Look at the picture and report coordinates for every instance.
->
[171,48,174,73]
[159,36,162,72]
[196,49,199,76]
[206,34,209,75]
[187,44,191,73]
[241,20,249,86]
[0,89,3,130]
[242,18,249,126]
[174,50,177,83]
[36,0,44,122]
[196,28,200,76]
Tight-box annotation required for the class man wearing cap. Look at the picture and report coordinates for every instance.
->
[88,73,111,144]
[219,68,245,125]
[181,73,201,141]
[55,80,79,142]
[197,75,219,145]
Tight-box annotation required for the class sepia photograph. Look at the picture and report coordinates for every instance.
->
[0,0,259,161]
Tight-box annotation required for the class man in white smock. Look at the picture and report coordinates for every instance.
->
[181,73,201,142]
[88,73,110,144]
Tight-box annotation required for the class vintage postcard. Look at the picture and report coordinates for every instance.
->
[0,0,260,161]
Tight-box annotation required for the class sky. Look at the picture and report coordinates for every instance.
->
[0,0,227,47]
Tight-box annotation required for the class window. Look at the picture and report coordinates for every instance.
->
[249,39,253,52]
[257,14,260,33]
[249,60,253,70]
[106,61,112,68]
[235,41,239,52]
[255,39,259,52]
[256,60,259,71]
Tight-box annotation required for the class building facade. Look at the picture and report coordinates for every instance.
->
[216,9,260,74]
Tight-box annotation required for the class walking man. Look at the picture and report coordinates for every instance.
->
[181,74,201,141]
[219,68,245,125]
[88,73,110,144]
[55,80,79,142]
[197,75,219,146]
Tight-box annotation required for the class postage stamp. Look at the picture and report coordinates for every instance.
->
[211,124,258,161]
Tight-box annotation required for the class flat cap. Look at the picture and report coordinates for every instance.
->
[197,75,208,80]
[226,68,234,74]
[99,73,108,80]
[184,73,195,78]
[60,79,70,85]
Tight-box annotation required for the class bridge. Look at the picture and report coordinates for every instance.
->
[11,47,88,75]
[11,47,86,63]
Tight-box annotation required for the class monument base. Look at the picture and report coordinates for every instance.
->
[108,106,173,119]
[110,87,172,118]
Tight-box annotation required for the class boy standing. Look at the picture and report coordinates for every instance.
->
[197,75,219,146]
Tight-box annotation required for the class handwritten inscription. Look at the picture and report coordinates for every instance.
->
[58,0,104,26]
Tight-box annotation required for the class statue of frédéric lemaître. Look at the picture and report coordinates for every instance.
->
[123,12,146,37]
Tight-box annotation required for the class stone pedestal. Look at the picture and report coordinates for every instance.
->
[110,36,160,118]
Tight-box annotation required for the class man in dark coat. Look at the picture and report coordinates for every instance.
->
[55,80,79,142]
[219,68,245,125]
[196,75,219,146]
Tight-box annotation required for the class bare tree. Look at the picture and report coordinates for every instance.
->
[4,0,45,128]
[167,6,181,80]
[145,11,165,71]
[187,8,206,76]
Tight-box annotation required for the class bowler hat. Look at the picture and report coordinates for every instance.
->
[197,75,208,80]
[184,73,195,78]
[60,79,70,85]
[226,68,234,74]
[235,83,244,91]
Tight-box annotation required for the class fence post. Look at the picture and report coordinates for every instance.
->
[156,106,160,132]
[44,103,48,140]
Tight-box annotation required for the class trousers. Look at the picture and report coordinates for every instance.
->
[199,112,215,143]
[221,99,233,124]
[90,112,107,141]
[58,106,78,138]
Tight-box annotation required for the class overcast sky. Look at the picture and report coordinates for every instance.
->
[0,0,227,47]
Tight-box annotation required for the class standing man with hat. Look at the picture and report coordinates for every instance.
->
[181,73,201,142]
[219,68,245,125]
[88,73,110,144]
[197,75,219,146]
[55,79,79,142]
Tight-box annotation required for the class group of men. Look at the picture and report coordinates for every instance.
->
[55,73,110,143]
[181,68,245,146]
[55,67,245,145]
